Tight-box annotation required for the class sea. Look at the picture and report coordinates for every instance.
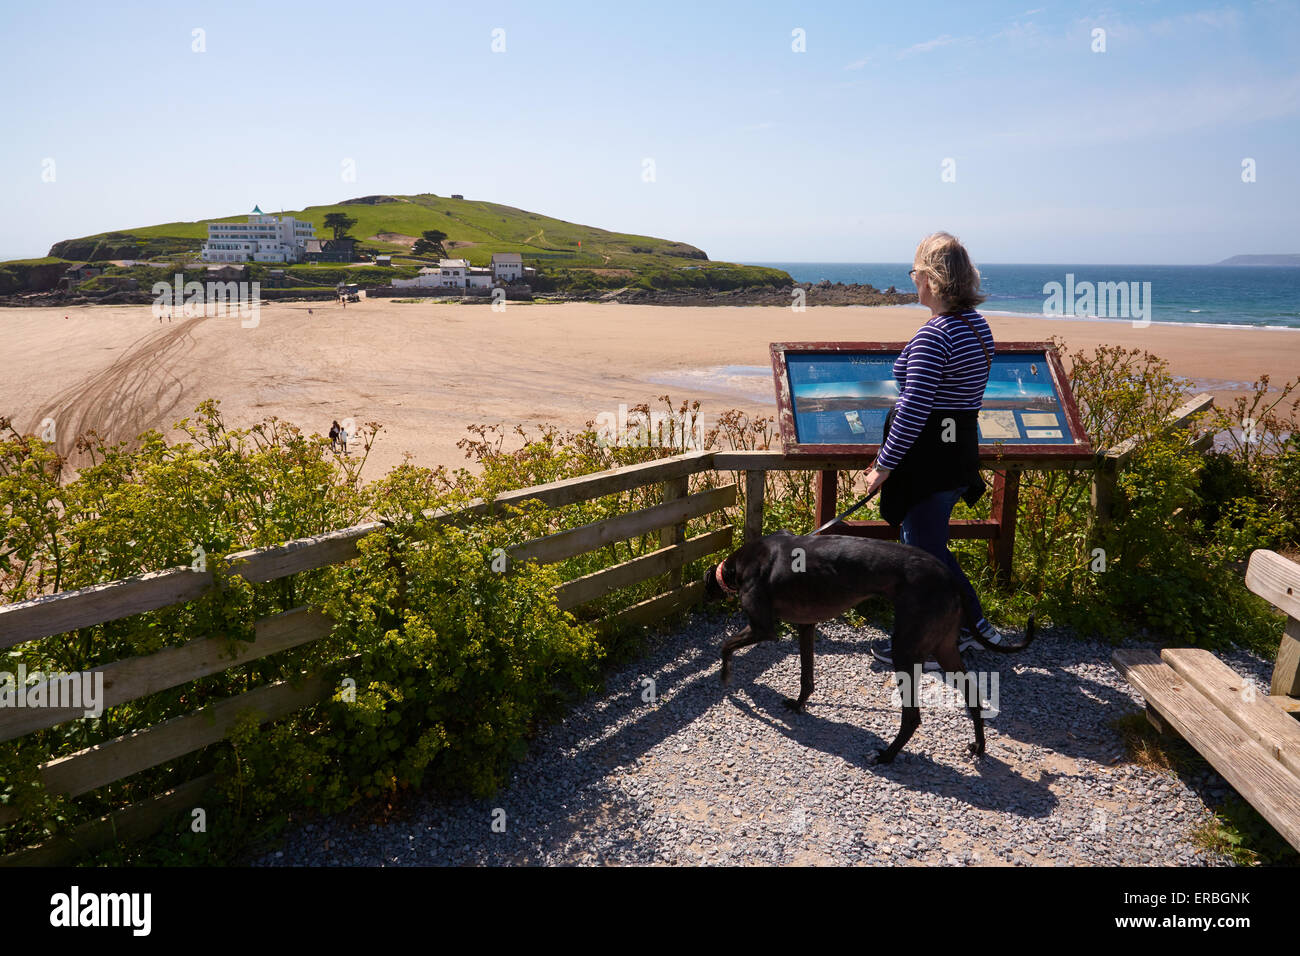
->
[753,262,1300,332]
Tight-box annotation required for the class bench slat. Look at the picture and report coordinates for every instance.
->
[1112,648,1300,852]
[1245,549,1300,622]
[1161,648,1300,780]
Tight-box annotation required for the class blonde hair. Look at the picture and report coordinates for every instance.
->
[913,232,985,312]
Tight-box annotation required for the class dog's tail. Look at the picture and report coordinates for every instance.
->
[960,588,1037,653]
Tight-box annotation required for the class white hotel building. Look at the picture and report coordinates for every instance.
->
[201,206,316,263]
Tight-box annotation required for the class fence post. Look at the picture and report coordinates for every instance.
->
[660,474,690,588]
[1089,392,1216,532]
[744,470,766,545]
[1090,456,1119,530]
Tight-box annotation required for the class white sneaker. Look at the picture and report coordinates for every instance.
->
[959,621,1003,651]
[871,642,944,673]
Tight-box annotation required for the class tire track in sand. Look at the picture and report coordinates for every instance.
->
[32,315,212,461]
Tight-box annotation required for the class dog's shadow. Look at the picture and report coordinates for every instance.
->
[735,618,1162,771]
[720,633,1060,817]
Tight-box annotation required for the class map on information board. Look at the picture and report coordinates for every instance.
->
[771,343,1090,457]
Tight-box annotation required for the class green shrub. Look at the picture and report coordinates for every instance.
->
[1007,343,1295,652]
[3,351,1297,863]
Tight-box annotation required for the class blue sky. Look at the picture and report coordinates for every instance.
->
[2,0,1297,264]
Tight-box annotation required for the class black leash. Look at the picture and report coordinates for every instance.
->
[811,486,882,535]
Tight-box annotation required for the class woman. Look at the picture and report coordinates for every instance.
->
[864,232,1003,666]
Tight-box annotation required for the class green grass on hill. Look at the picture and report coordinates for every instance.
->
[37,194,789,291]
[0,256,69,266]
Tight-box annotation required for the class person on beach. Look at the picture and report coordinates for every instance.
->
[329,420,340,452]
[339,423,349,454]
[864,232,1005,668]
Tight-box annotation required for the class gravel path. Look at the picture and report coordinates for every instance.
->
[250,608,1274,866]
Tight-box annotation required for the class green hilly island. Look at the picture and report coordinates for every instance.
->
[2,193,789,296]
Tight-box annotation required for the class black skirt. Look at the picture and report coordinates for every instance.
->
[878,407,986,527]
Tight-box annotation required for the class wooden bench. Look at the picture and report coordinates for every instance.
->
[1111,549,1300,852]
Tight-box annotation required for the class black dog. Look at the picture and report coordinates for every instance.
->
[702,529,1035,763]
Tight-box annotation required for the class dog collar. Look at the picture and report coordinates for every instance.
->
[715,562,737,594]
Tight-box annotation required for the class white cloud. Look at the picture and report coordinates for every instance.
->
[897,34,963,58]
[992,19,1047,46]
[1084,6,1244,40]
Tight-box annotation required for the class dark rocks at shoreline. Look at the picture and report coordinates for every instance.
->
[0,288,345,307]
[557,281,919,307]
[0,290,158,307]
[1,281,918,309]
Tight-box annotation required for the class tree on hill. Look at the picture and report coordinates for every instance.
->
[412,230,449,258]
[323,213,358,240]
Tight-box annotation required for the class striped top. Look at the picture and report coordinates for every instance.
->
[876,309,994,471]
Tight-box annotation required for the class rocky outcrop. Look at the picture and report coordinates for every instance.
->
[0,261,71,295]
[49,233,199,262]
[562,281,919,307]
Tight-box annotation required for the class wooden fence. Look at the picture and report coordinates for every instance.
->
[0,450,737,865]
[1090,392,1216,528]
[0,402,1239,864]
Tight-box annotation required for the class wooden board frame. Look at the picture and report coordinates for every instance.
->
[770,340,1093,461]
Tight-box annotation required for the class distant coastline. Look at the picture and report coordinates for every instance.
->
[1216,254,1300,267]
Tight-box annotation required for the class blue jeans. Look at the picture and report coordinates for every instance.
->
[899,487,987,629]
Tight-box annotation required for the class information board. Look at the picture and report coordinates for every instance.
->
[771,341,1092,460]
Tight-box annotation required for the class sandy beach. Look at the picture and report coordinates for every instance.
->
[3,300,1297,477]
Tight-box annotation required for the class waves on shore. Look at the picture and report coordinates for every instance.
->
[756,262,1300,330]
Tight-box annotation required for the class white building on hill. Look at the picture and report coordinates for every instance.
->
[391,267,441,289]
[389,255,531,291]
[439,258,470,288]
[201,206,316,263]
[491,252,523,282]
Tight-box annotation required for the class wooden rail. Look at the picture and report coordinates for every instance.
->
[0,451,735,865]
[1090,392,1215,527]
[1244,550,1300,701]
[0,567,213,649]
